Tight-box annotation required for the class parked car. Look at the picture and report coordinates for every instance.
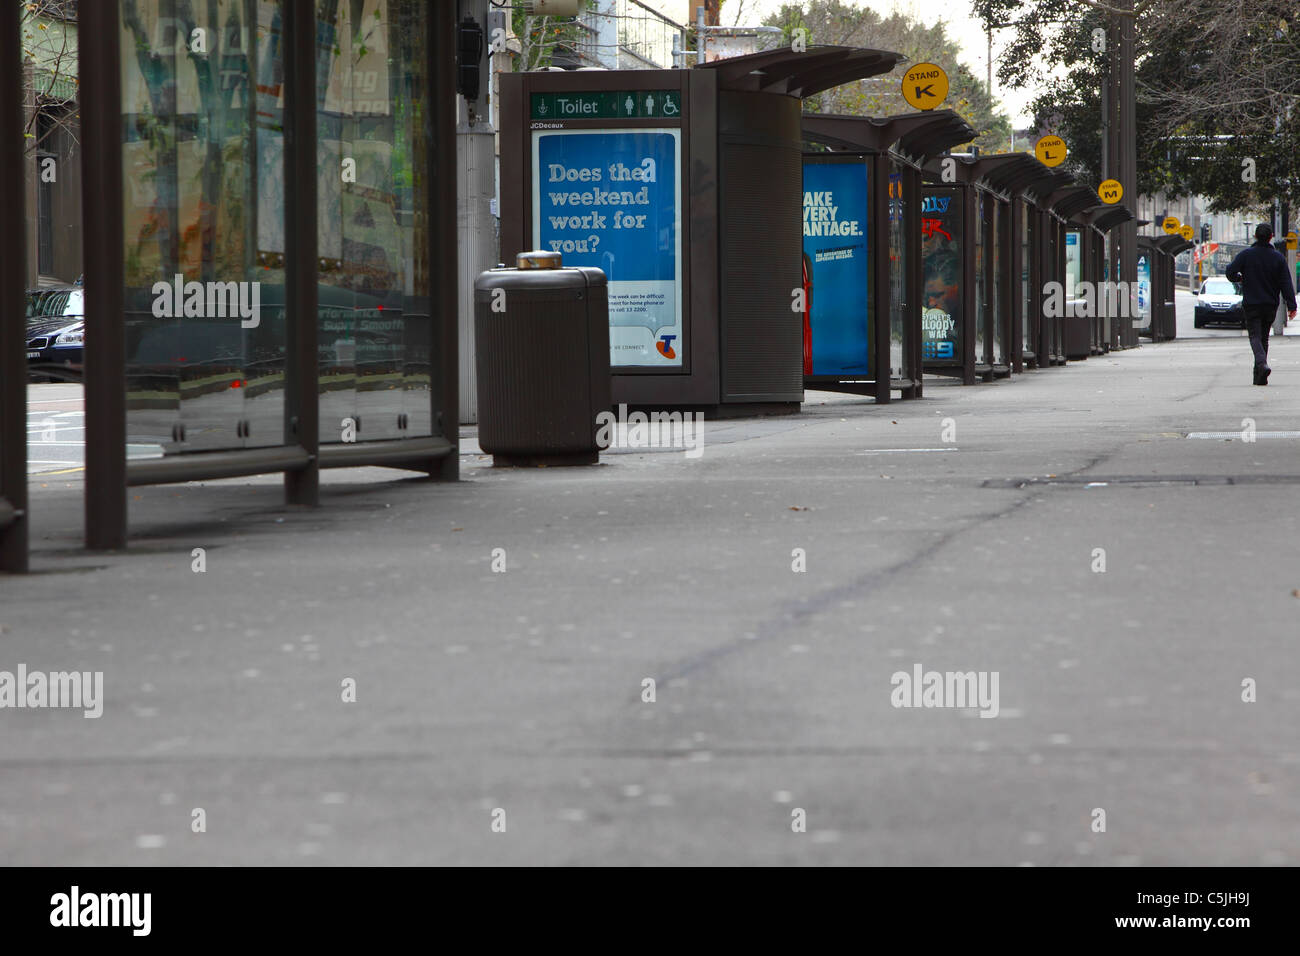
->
[1192,276,1245,329]
[26,287,85,382]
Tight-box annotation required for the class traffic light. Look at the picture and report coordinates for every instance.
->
[1200,223,1211,241]
[457,16,484,102]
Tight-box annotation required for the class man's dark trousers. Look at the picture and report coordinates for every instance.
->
[1245,304,1275,370]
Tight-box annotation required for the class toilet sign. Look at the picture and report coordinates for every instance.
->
[901,63,949,110]
[1034,135,1067,167]
[1162,216,1181,234]
[1098,178,1123,203]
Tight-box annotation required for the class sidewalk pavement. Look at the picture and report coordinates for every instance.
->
[1,329,1297,865]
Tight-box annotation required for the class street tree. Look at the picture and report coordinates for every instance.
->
[973,0,1300,218]
[20,0,79,157]
[765,0,1012,153]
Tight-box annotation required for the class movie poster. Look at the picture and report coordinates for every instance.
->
[921,187,962,365]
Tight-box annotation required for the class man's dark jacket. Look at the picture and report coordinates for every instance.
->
[1225,241,1298,310]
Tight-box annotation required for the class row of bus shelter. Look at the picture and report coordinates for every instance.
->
[502,46,1152,410]
[4,38,1172,572]
[797,141,1148,395]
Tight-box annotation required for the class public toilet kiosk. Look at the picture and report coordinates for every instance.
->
[499,46,904,412]
[799,110,974,402]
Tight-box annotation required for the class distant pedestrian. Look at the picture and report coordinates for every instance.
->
[1226,224,1297,385]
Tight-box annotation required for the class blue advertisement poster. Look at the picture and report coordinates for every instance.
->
[532,129,682,368]
[802,160,870,377]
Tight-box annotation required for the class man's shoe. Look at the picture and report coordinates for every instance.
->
[1262,365,1271,385]
[1253,366,1265,385]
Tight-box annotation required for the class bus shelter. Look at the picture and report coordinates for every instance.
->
[920,153,1069,383]
[1075,204,1135,354]
[1046,186,1105,361]
[1140,234,1190,341]
[799,110,973,402]
[971,155,1070,375]
[499,46,904,412]
[1,0,461,571]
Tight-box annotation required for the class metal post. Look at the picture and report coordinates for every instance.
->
[284,0,319,506]
[697,5,706,64]
[457,0,497,424]
[962,184,977,385]
[0,0,28,571]
[873,154,891,404]
[1119,0,1137,347]
[433,1,461,477]
[82,0,127,550]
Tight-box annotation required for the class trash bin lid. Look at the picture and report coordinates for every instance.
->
[517,250,562,270]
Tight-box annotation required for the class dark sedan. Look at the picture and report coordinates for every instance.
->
[25,287,84,381]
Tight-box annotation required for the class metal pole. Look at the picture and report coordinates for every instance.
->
[284,0,319,506]
[1119,0,1137,347]
[0,0,28,571]
[433,1,461,477]
[81,0,127,550]
[457,0,497,424]
[697,5,706,64]
[987,26,992,98]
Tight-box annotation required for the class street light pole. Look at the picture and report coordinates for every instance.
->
[1119,0,1137,347]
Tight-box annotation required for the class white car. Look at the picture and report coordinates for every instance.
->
[1192,276,1244,329]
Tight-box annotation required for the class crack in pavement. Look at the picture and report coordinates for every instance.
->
[650,451,1117,687]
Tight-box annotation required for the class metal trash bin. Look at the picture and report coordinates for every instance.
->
[474,251,610,466]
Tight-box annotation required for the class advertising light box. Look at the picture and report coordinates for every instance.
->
[921,186,962,365]
[532,129,682,368]
[802,158,871,378]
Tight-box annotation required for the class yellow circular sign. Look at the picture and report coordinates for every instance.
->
[1035,135,1067,167]
[901,63,949,111]
[1098,179,1123,204]
[1287,231,1297,250]
[1162,216,1181,234]
[1179,224,1194,241]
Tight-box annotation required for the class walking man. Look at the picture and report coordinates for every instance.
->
[1226,224,1297,385]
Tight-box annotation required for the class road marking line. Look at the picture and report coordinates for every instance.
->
[1187,431,1300,439]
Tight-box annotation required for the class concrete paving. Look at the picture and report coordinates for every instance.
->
[3,296,1298,865]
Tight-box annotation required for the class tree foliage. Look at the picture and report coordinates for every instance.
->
[764,0,1012,153]
[973,0,1300,215]
[20,0,79,156]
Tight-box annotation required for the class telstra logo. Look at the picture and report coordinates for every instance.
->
[656,334,677,359]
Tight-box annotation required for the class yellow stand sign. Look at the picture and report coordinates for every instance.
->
[901,63,949,111]
[1034,135,1067,167]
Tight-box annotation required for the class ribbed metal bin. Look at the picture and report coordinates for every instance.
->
[474,252,610,466]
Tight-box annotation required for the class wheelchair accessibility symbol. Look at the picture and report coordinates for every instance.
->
[662,97,679,116]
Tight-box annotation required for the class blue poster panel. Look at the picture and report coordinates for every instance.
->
[802,159,870,377]
[532,129,682,368]
[922,187,963,365]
